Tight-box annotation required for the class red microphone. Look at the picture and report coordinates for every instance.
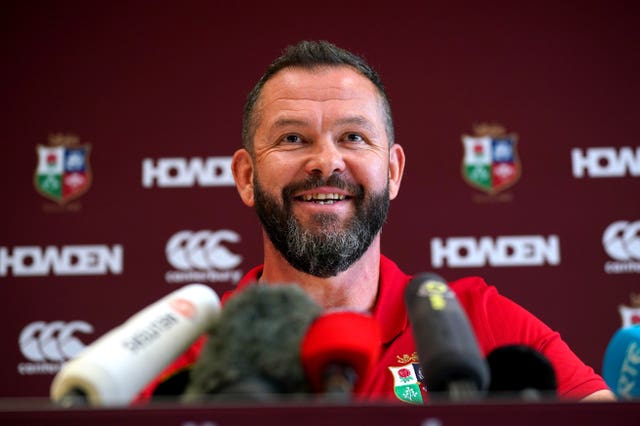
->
[301,311,381,398]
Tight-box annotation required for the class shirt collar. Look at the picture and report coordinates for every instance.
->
[223,255,411,345]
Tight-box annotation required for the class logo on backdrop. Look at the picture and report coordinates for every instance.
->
[34,133,91,210]
[603,220,640,274]
[18,320,94,375]
[461,123,521,201]
[572,146,640,178]
[165,230,243,285]
[0,244,123,277]
[619,294,640,328]
[430,234,560,268]
[142,156,235,188]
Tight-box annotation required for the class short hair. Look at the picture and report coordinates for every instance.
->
[241,40,394,153]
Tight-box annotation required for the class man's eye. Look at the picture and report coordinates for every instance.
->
[344,133,365,142]
[282,134,303,143]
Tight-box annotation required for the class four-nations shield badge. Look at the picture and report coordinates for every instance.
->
[34,133,92,205]
[461,123,521,195]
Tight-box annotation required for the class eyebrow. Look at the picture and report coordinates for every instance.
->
[334,115,377,133]
[272,118,310,129]
[272,115,378,132]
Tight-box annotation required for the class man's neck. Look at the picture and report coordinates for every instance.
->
[258,234,381,312]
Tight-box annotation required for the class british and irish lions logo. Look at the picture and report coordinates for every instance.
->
[462,123,521,195]
[34,133,92,205]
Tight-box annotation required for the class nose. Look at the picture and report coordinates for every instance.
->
[304,137,346,177]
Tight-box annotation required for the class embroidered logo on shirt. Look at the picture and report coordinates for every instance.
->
[396,352,419,364]
[389,352,425,404]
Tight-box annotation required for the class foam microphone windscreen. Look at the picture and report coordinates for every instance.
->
[301,311,381,394]
[182,283,322,402]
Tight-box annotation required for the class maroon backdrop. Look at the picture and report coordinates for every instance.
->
[1,1,638,398]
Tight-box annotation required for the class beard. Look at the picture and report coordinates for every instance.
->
[253,173,390,278]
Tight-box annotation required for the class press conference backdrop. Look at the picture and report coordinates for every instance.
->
[1,1,638,399]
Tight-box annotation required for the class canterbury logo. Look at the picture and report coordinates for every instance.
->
[19,321,94,362]
[603,220,640,261]
[166,230,242,270]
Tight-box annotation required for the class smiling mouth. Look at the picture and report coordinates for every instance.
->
[295,193,349,205]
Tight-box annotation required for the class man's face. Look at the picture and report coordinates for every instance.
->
[236,66,403,277]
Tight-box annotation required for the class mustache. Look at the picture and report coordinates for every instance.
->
[282,173,364,201]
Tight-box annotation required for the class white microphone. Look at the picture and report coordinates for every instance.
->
[50,283,221,406]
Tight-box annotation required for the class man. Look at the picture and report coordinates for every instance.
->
[142,40,614,403]
[231,41,403,314]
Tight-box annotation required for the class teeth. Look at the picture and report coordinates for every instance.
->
[301,193,346,202]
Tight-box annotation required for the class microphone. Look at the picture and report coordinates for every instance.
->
[301,311,381,401]
[50,284,221,407]
[404,273,489,401]
[602,324,640,399]
[182,283,322,402]
[486,344,557,400]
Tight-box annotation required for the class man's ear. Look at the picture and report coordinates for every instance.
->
[231,148,255,207]
[388,143,405,200]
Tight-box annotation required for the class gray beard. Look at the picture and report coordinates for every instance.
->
[253,173,389,278]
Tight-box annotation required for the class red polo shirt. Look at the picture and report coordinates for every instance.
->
[137,255,608,403]
[357,256,608,403]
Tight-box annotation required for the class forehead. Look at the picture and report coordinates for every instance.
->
[255,65,384,123]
